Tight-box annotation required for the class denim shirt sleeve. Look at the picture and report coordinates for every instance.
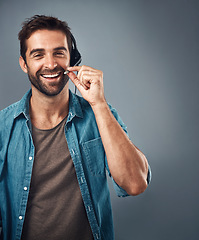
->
[105,103,151,197]
[0,210,2,239]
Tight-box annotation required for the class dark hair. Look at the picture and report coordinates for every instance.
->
[18,15,73,62]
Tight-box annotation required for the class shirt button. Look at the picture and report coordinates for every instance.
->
[19,216,23,220]
[71,149,75,155]
[95,233,99,239]
[88,206,91,212]
[80,177,84,183]
[29,156,32,160]
[24,187,28,191]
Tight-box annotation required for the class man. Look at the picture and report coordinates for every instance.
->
[0,15,151,240]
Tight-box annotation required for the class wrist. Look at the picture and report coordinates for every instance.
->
[91,99,109,115]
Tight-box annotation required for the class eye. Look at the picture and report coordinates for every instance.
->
[33,53,44,59]
[54,51,66,57]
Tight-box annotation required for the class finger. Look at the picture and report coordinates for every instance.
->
[67,66,82,72]
[77,70,99,86]
[68,71,88,90]
[76,70,89,88]
[82,76,91,88]
[79,70,99,77]
[68,65,97,73]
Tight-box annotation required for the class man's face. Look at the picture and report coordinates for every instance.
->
[20,29,70,96]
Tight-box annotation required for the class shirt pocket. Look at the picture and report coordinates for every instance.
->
[81,137,106,176]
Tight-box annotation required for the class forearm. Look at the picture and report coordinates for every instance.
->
[92,101,149,196]
[68,65,149,195]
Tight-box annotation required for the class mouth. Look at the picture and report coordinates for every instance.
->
[40,72,62,80]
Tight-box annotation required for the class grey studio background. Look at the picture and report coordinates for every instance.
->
[0,0,198,239]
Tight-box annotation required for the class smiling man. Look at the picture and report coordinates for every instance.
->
[20,30,70,97]
[0,15,151,240]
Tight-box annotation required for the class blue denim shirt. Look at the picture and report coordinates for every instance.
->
[0,90,151,240]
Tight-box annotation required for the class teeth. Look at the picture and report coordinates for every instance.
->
[42,73,60,78]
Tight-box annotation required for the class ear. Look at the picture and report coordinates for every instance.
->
[19,56,28,73]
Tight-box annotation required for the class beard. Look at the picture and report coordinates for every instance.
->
[27,65,69,96]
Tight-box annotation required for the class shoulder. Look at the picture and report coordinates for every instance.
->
[0,101,21,148]
[0,90,31,129]
[0,101,20,122]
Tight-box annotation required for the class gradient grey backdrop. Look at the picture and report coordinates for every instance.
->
[0,0,198,239]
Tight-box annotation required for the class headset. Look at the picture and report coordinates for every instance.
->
[70,33,82,67]
[69,33,82,94]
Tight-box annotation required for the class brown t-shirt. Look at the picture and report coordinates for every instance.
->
[21,117,93,240]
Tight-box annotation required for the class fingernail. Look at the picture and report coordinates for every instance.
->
[64,70,69,74]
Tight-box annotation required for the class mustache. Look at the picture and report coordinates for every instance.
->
[37,66,65,75]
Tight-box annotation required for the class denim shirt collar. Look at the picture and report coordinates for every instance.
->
[67,90,83,122]
[14,90,32,120]
[13,89,84,121]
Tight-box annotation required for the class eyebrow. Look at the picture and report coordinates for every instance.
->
[54,47,68,52]
[29,47,68,56]
[29,48,44,56]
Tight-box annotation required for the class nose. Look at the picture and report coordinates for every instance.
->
[44,54,57,70]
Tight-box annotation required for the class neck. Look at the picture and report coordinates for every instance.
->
[29,85,69,129]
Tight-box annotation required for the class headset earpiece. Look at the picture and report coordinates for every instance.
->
[69,33,82,94]
[70,33,82,66]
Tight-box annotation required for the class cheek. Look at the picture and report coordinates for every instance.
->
[58,58,70,69]
[27,65,42,79]
[26,61,42,72]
